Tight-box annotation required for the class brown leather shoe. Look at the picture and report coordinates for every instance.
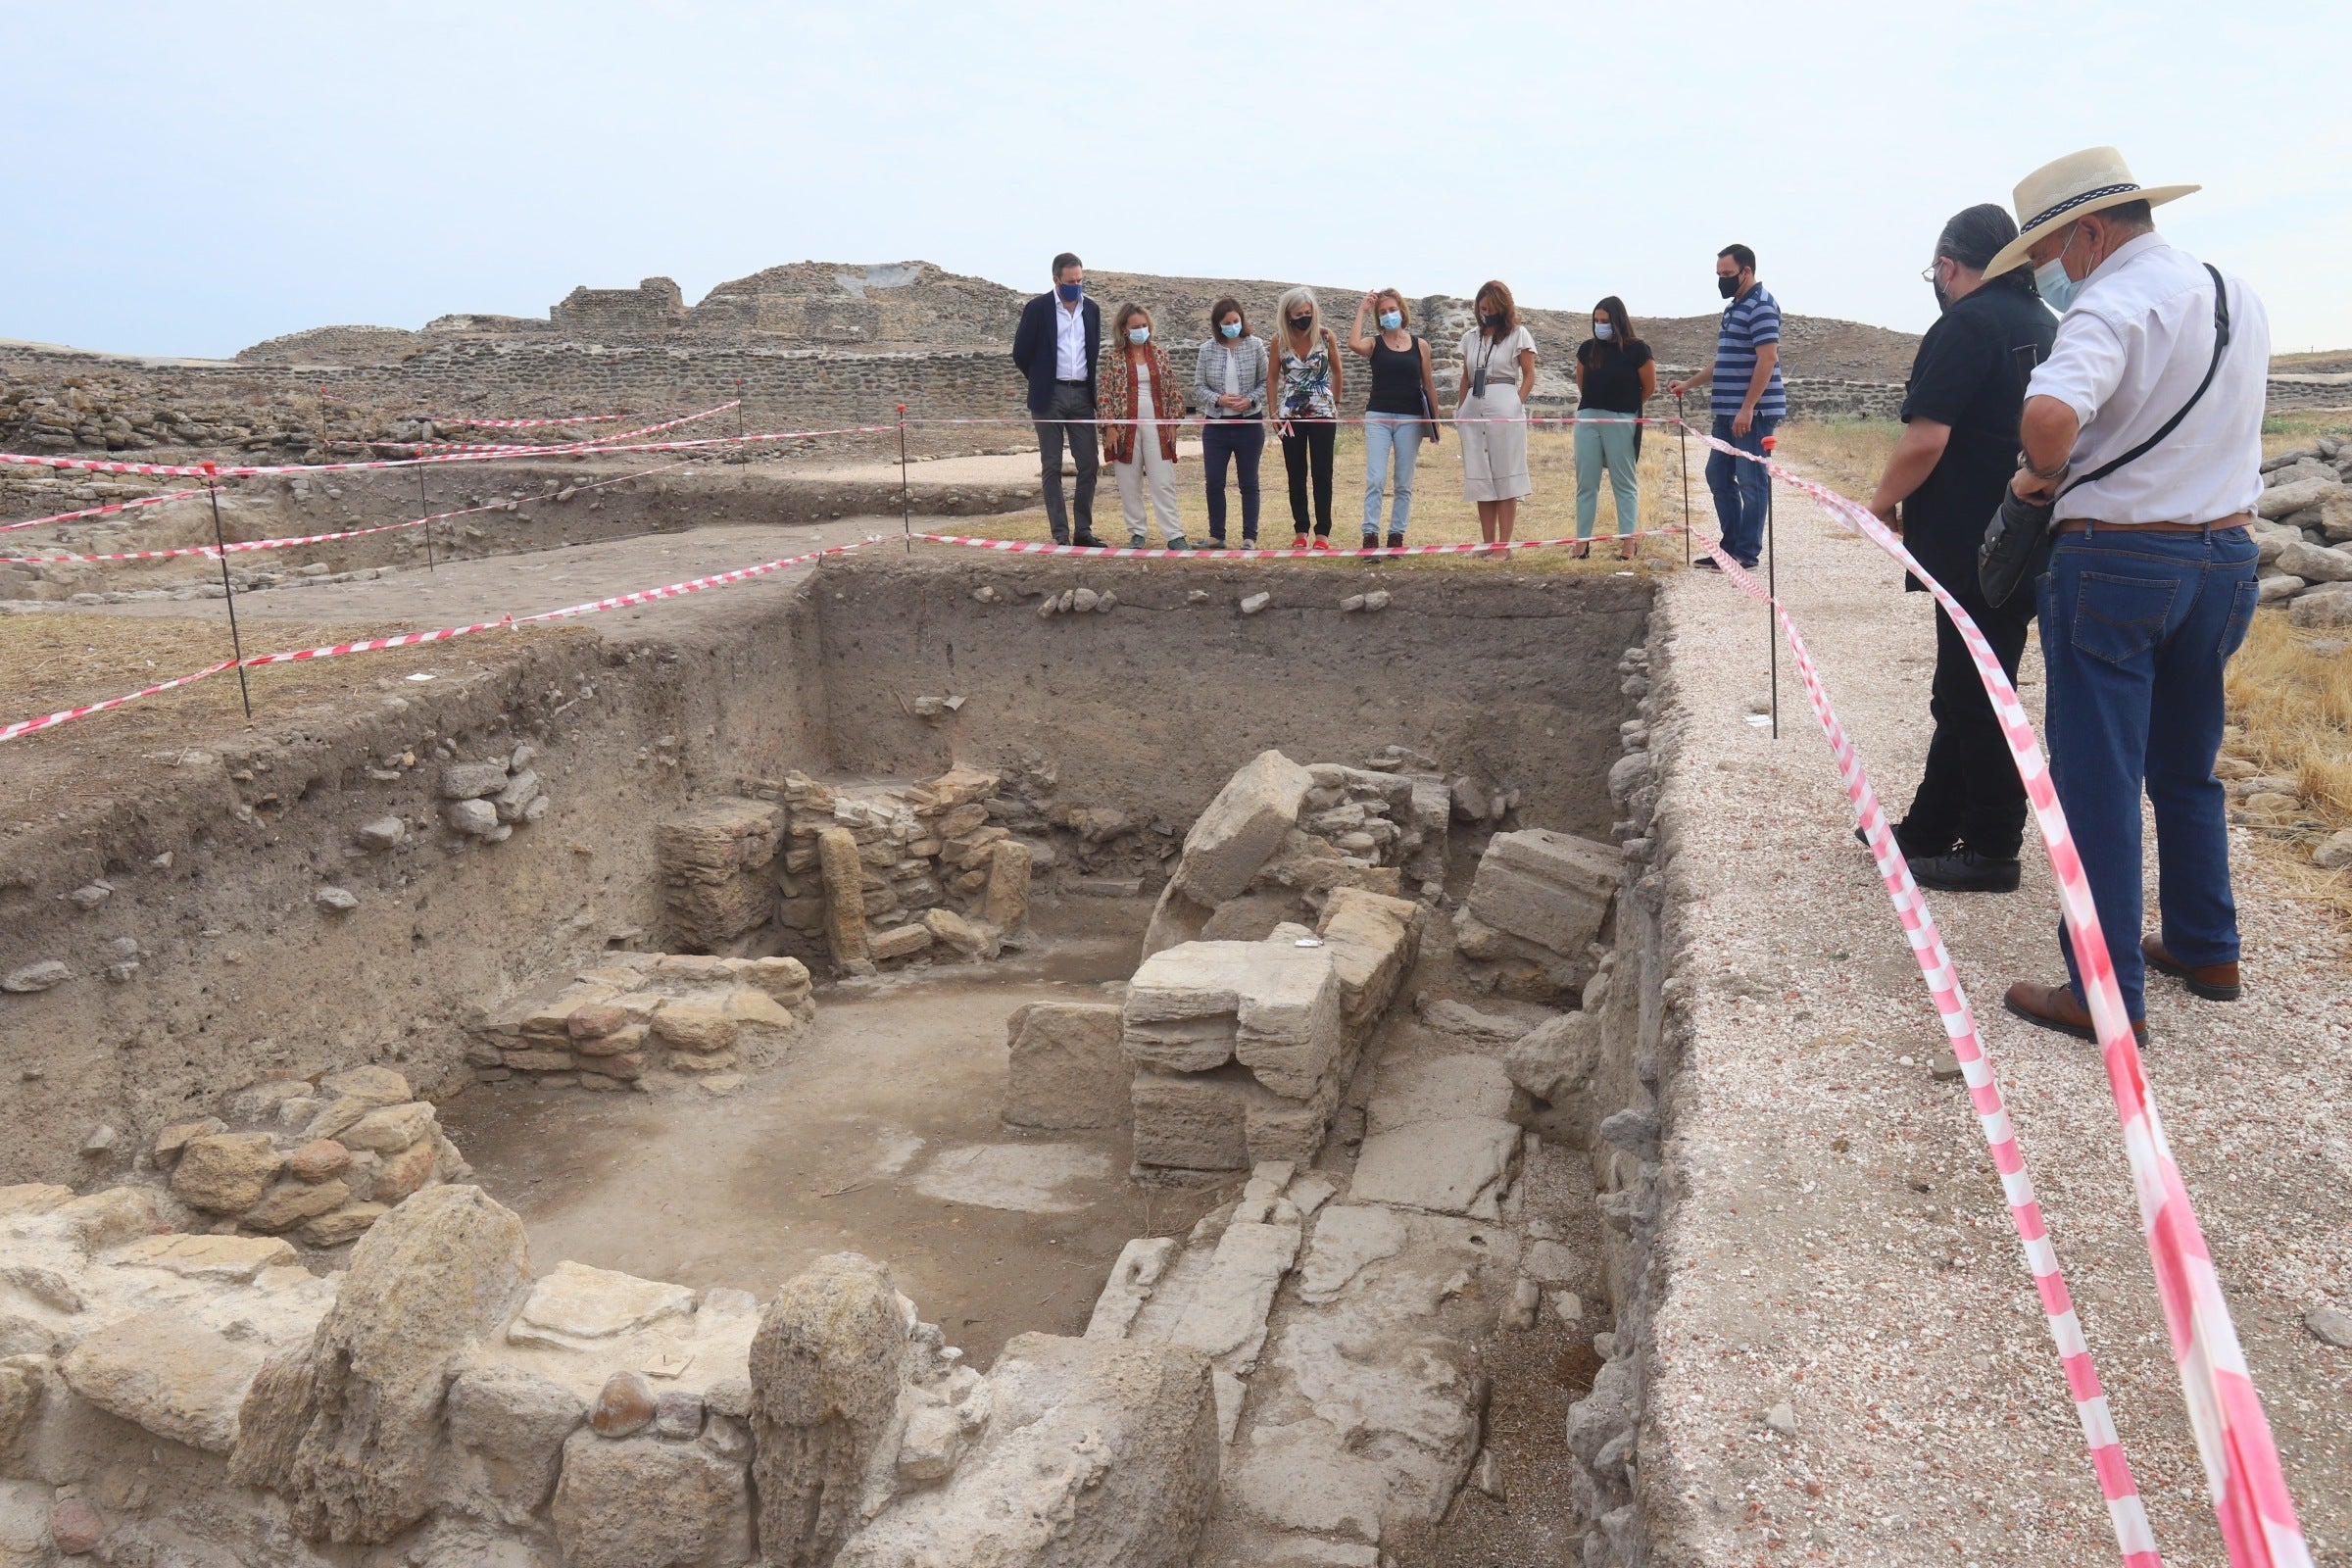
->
[2002,981,2150,1045]
[2141,935,2241,1002]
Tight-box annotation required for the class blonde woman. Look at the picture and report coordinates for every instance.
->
[1348,288,1443,553]
[1099,304,1188,550]
[1272,286,1345,549]
[1456,279,1538,553]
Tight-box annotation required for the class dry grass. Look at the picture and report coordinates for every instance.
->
[2224,612,2352,925]
[945,424,1696,576]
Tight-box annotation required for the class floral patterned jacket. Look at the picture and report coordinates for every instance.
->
[1098,344,1184,466]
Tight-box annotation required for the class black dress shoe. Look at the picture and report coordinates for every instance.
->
[1691,557,1721,570]
[1071,533,1108,549]
[1908,849,2022,892]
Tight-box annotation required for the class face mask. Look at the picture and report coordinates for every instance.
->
[1931,267,1951,314]
[2034,225,2085,312]
[1220,321,1242,340]
[1481,312,1505,331]
[1128,327,1151,345]
[1717,275,1740,300]
[1592,321,1614,340]
[1288,315,1312,332]
[1056,281,1083,303]
[1378,311,1403,331]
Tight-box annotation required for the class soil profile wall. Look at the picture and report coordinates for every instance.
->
[811,555,1649,840]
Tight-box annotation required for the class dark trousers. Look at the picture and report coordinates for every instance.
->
[1035,382,1098,542]
[2036,525,2260,1020]
[1201,419,1264,541]
[1898,591,2033,859]
[1280,419,1336,536]
[1703,414,1777,565]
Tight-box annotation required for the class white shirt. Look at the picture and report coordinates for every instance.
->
[2029,233,2269,526]
[1054,298,1087,381]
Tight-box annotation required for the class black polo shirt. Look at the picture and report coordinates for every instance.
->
[1898,279,2057,597]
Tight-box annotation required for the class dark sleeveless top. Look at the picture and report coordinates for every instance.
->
[1367,335,1424,416]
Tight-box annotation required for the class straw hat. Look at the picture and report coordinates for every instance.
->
[1984,147,2199,277]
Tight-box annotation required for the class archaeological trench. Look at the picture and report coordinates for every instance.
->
[0,527,1705,1567]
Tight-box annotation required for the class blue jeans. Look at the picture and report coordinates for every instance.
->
[1362,412,1420,536]
[2036,525,2260,1020]
[1703,414,1776,564]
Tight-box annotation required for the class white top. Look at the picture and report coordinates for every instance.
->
[2028,233,2270,526]
[1133,358,1157,427]
[1222,348,1239,397]
[1054,299,1087,381]
[1458,324,1536,403]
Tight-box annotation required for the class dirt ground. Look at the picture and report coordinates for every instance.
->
[439,896,1228,1369]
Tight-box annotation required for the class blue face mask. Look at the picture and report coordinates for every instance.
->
[1128,327,1151,345]
[2034,226,2083,312]
[1378,311,1403,331]
[1219,320,1242,339]
[1592,321,1614,340]
[1057,281,1083,303]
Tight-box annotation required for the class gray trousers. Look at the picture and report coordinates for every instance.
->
[1035,382,1099,542]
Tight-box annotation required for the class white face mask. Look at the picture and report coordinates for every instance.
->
[2034,224,2086,312]
[1593,321,1614,340]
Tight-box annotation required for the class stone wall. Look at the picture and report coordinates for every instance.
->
[549,277,688,337]
[0,1182,1217,1567]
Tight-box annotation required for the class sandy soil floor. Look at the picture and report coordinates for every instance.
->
[1643,456,2352,1565]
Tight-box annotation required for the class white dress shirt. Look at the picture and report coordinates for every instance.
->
[2029,232,2270,526]
[1054,298,1087,381]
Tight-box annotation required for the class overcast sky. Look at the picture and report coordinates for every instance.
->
[4,1,2345,362]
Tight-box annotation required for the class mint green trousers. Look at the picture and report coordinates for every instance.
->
[1574,415,1641,538]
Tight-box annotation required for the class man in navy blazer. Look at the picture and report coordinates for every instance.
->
[1010,252,1106,547]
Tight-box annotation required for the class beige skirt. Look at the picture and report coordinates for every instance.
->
[1458,389,1530,501]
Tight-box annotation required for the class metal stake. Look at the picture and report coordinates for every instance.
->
[418,466,435,573]
[735,380,746,484]
[898,405,912,555]
[204,476,253,718]
[1762,432,1779,739]
[1675,394,1690,566]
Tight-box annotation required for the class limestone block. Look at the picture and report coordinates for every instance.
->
[446,798,500,837]
[1140,881,1216,962]
[1504,1011,1600,1102]
[0,1360,40,1465]
[299,1203,387,1248]
[922,765,1000,808]
[723,985,806,1050]
[0,1186,73,1218]
[1226,1416,1390,1543]
[867,921,934,960]
[2257,476,2347,519]
[318,1064,411,1105]
[1131,1069,1256,1172]
[1244,1069,1343,1166]
[1004,1003,1130,1131]
[170,1132,284,1213]
[368,1141,440,1205]
[981,838,1032,931]
[750,1253,909,1566]
[552,1430,754,1568]
[1123,941,1342,1099]
[113,1233,297,1282]
[1315,887,1424,1038]
[1171,1220,1301,1373]
[300,1095,374,1142]
[492,767,541,823]
[61,1309,267,1452]
[835,1333,1217,1568]
[1086,1236,1179,1340]
[340,1101,436,1153]
[2278,538,2352,583]
[443,1361,584,1525]
[1462,828,1619,960]
[658,798,784,876]
[818,825,874,973]
[512,1260,695,1346]
[744,956,814,1004]
[1298,1205,1410,1304]
[1171,750,1315,907]
[1365,1054,1516,1135]
[1348,1118,1523,1219]
[921,906,999,958]
[286,1139,352,1183]
[652,996,737,1054]
[229,1186,531,1544]
[152,1116,227,1166]
[440,760,510,800]
[242,1178,353,1234]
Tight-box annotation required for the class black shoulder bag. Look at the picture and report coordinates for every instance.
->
[1977,263,2231,607]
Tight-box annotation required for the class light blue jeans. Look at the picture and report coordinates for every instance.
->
[1574,415,1641,538]
[1362,412,1420,536]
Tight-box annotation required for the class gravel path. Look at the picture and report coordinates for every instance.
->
[1642,463,2352,1565]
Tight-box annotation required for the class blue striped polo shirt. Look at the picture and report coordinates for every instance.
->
[1712,283,1787,419]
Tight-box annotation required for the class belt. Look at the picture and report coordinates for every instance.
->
[2054,513,2252,536]
[1054,378,1090,385]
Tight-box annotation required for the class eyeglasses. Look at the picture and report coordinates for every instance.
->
[1919,262,1944,283]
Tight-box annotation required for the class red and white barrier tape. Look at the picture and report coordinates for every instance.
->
[0,537,874,743]
[0,463,688,564]
[900,412,1676,429]
[442,412,630,428]
[1690,526,2160,1565]
[335,401,742,456]
[0,487,206,535]
[0,413,888,480]
[1689,421,2309,1568]
[912,527,1682,560]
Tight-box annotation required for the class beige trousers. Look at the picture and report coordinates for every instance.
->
[1114,435,1183,543]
